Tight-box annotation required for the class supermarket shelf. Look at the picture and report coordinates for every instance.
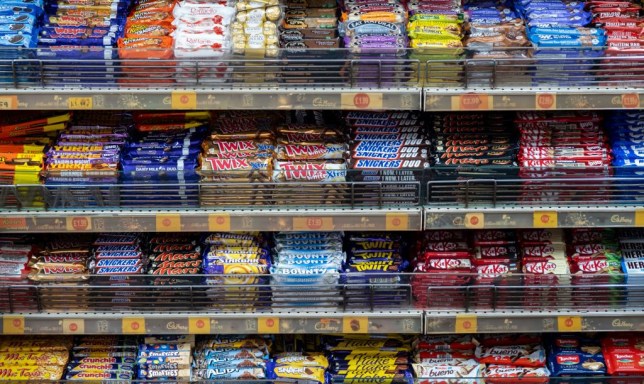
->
[0,207,422,232]
[424,87,643,111]
[425,310,644,334]
[0,311,423,335]
[0,87,421,111]
[424,206,644,229]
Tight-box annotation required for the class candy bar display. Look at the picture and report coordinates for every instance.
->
[90,232,145,276]
[602,334,644,377]
[193,336,269,380]
[199,111,279,207]
[609,110,644,192]
[413,335,484,382]
[271,231,344,310]
[270,350,329,382]
[412,230,473,309]
[28,235,92,283]
[280,0,341,84]
[346,112,428,206]
[340,0,411,86]
[66,336,137,381]
[0,1,43,86]
[0,336,71,380]
[202,232,271,311]
[463,0,530,87]
[325,336,414,383]
[118,0,174,85]
[430,112,519,205]
[122,112,210,207]
[0,112,69,209]
[44,112,128,208]
[343,233,410,309]
[519,0,605,86]
[547,334,606,377]
[517,111,612,204]
[39,1,130,85]
[408,0,465,87]
[231,0,281,58]
[618,228,644,288]
[593,0,644,85]
[274,111,349,206]
[173,0,236,84]
[478,334,550,382]
[138,336,193,380]
[0,234,37,311]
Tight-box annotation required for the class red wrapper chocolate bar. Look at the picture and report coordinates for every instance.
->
[476,344,546,368]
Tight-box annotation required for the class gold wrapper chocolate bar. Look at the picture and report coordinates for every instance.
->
[199,156,273,181]
[202,139,275,158]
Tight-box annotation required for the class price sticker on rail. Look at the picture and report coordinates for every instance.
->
[341,93,383,109]
[3,316,25,334]
[533,211,558,228]
[122,318,146,334]
[558,316,582,332]
[0,96,17,109]
[293,217,334,231]
[156,214,181,232]
[66,216,92,231]
[635,210,644,227]
[68,97,93,110]
[342,317,368,333]
[464,213,485,229]
[386,213,409,231]
[621,93,640,109]
[258,317,280,333]
[452,94,491,111]
[62,319,85,334]
[455,314,477,333]
[171,91,197,109]
[189,317,211,334]
[535,93,557,110]
[208,214,231,231]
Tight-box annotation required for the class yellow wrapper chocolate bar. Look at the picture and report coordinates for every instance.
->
[0,351,69,366]
[0,366,65,379]
[271,365,326,383]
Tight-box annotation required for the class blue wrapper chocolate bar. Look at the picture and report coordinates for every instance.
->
[547,335,606,376]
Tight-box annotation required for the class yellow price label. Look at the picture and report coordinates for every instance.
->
[189,317,211,334]
[558,316,583,332]
[66,216,92,231]
[208,214,231,231]
[452,94,492,111]
[464,213,485,229]
[293,217,334,231]
[156,214,181,232]
[3,316,25,334]
[635,210,644,227]
[455,314,478,333]
[171,91,197,109]
[535,93,557,110]
[533,211,558,228]
[68,97,93,110]
[62,319,85,334]
[122,318,146,334]
[385,213,409,231]
[0,96,17,109]
[342,317,369,333]
[341,93,383,109]
[257,317,280,333]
